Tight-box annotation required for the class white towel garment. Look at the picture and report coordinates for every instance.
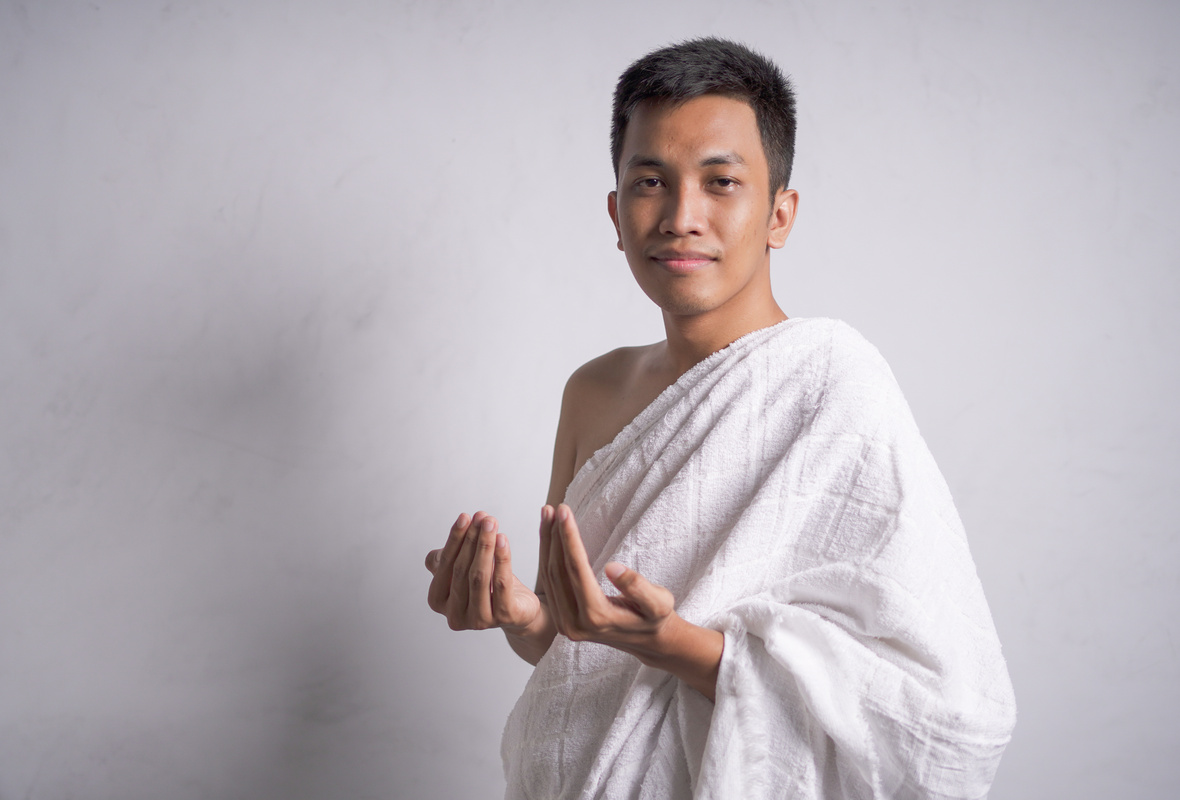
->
[501,318,1016,799]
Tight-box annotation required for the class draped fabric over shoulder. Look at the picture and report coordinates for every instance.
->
[501,318,1016,800]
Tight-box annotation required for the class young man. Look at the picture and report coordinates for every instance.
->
[426,38,1015,799]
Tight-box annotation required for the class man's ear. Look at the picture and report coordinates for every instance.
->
[607,191,624,252]
[767,188,799,250]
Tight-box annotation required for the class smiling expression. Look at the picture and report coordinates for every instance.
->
[608,94,797,322]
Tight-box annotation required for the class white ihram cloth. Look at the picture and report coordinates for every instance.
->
[501,318,1016,799]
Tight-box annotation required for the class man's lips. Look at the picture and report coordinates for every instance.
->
[649,250,718,274]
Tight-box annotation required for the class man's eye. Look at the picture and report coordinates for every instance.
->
[713,177,737,188]
[637,177,662,188]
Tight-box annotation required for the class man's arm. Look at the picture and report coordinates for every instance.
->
[540,503,724,701]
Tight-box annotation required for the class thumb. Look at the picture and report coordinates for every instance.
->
[605,562,670,615]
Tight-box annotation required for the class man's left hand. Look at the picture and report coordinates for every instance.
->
[539,504,723,700]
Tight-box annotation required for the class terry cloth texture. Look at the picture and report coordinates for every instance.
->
[501,318,1016,800]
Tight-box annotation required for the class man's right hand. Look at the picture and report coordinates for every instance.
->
[425,511,544,635]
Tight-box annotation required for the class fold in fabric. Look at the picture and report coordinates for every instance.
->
[501,318,1016,799]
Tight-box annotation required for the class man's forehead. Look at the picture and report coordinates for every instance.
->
[628,94,756,124]
[620,95,764,167]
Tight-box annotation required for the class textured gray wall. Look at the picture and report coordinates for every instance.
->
[1,1,1177,798]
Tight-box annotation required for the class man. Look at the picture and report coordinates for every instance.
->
[426,38,1016,799]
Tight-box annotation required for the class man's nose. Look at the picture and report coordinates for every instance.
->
[659,184,705,237]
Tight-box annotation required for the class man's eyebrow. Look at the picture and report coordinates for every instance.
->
[623,152,748,170]
[623,155,666,170]
[700,152,746,167]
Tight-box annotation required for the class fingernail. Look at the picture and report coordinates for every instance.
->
[496,533,507,549]
[455,513,466,527]
[558,506,569,521]
[605,563,626,580]
[482,518,495,533]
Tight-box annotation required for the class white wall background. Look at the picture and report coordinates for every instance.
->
[1,1,1177,798]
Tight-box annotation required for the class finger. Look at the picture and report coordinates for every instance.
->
[537,505,565,629]
[425,549,442,574]
[555,505,602,603]
[442,513,472,562]
[537,505,555,602]
[556,505,611,631]
[604,562,674,619]
[427,513,470,612]
[491,532,519,626]
[446,513,485,623]
[467,515,498,627]
[546,508,581,632]
[538,505,553,584]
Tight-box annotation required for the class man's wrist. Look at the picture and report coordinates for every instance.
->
[629,614,723,700]
[502,600,551,641]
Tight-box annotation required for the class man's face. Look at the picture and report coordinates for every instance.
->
[608,95,796,320]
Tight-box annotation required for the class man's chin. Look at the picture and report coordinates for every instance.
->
[649,294,719,318]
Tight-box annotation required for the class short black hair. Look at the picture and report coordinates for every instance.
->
[611,37,797,197]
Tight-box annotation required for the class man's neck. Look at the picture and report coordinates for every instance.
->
[660,297,787,377]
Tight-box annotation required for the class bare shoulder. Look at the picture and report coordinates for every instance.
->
[565,345,651,401]
[566,344,670,488]
[545,343,667,507]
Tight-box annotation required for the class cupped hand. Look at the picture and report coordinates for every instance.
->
[426,511,542,634]
[539,504,678,656]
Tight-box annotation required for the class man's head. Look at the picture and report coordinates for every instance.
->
[611,38,797,198]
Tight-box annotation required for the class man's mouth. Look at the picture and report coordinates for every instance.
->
[650,250,718,274]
